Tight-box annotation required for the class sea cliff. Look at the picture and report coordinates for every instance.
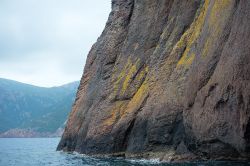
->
[58,0,250,161]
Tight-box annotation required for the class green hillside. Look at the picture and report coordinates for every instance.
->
[0,78,79,134]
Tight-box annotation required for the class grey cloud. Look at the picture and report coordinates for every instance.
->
[0,0,111,87]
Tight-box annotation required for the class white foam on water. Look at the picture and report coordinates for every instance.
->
[71,151,162,164]
[126,158,161,164]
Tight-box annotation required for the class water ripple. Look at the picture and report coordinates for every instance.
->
[0,138,249,166]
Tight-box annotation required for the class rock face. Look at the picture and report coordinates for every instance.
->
[58,0,250,161]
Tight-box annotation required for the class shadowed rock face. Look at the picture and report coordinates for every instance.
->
[58,0,250,161]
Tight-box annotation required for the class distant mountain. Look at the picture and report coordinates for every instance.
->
[0,78,79,137]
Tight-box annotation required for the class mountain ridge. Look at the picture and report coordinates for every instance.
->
[0,78,79,137]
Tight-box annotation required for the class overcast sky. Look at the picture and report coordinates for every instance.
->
[0,0,111,87]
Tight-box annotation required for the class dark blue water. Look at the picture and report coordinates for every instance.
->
[0,138,249,166]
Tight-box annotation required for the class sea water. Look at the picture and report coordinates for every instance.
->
[0,138,249,166]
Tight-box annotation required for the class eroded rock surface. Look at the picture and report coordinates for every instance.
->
[58,0,250,161]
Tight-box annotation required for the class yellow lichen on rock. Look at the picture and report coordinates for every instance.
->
[106,72,149,124]
[103,101,128,127]
[176,0,210,67]
[177,52,195,66]
[112,57,142,97]
[111,58,134,98]
[121,59,140,95]
[137,66,149,81]
[209,0,232,28]
[202,0,233,57]
[122,80,149,116]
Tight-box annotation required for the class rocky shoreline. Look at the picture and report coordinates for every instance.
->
[59,151,250,163]
[0,128,63,138]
